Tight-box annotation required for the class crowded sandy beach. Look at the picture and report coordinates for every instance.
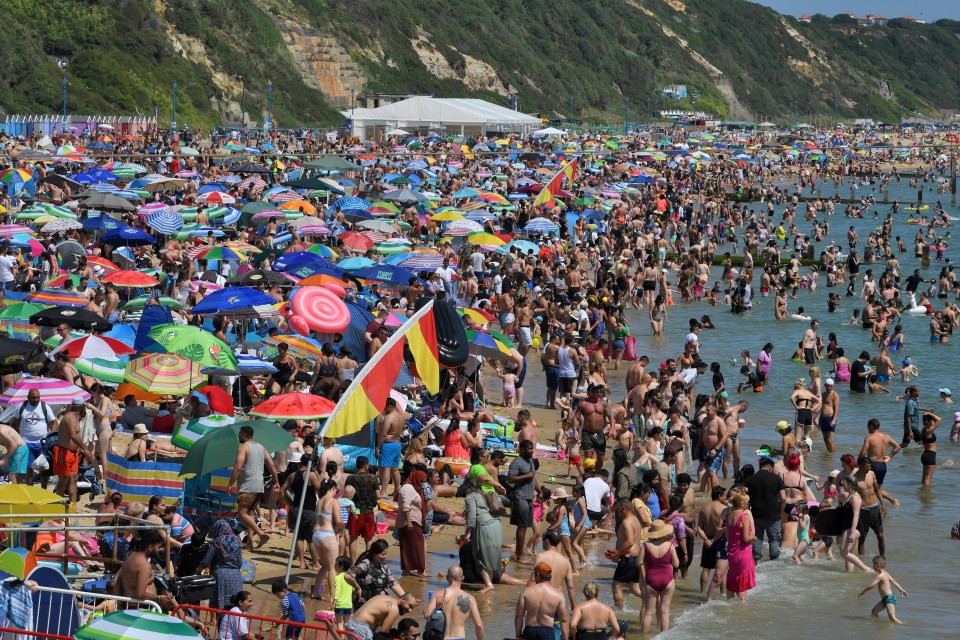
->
[0,121,956,640]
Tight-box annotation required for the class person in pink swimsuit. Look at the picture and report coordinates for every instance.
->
[639,521,679,634]
[725,491,757,600]
[833,347,852,383]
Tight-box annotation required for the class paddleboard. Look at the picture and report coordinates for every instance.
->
[814,508,845,537]
[905,205,929,211]
[28,565,80,637]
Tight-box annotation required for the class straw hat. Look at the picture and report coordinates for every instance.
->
[774,420,791,434]
[647,520,674,540]
[551,487,569,500]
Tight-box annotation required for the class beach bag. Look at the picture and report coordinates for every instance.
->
[484,490,505,516]
[623,337,637,361]
[240,559,256,583]
[423,589,447,636]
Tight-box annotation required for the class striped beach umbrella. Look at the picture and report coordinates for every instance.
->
[26,289,87,307]
[171,413,236,450]
[0,302,46,340]
[122,294,183,310]
[52,335,135,359]
[125,354,203,395]
[0,376,90,405]
[264,334,323,360]
[75,610,204,640]
[0,224,35,237]
[146,210,185,235]
[136,202,170,217]
[76,356,127,384]
[399,253,447,270]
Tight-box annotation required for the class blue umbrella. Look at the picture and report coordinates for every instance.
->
[87,141,113,150]
[498,239,539,255]
[192,286,277,317]
[352,264,422,286]
[88,182,119,192]
[202,353,277,376]
[383,252,413,266]
[524,218,559,234]
[273,253,345,278]
[81,215,127,232]
[74,168,119,184]
[146,210,185,235]
[332,196,371,210]
[102,226,156,246]
[341,209,373,222]
[338,257,377,270]
[103,323,137,344]
[283,260,346,281]
[580,209,607,220]
[196,183,227,195]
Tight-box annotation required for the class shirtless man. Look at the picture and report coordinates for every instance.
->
[870,348,897,383]
[697,404,728,494]
[498,289,515,334]
[102,282,121,322]
[53,397,97,503]
[609,499,643,609]
[346,594,419,640]
[515,296,533,358]
[515,563,569,640]
[0,422,27,484]
[697,487,729,601]
[541,333,561,410]
[516,410,538,450]
[625,355,649,393]
[820,378,840,452]
[115,530,170,606]
[721,400,748,479]
[533,530,576,607]
[802,319,819,363]
[853,456,887,557]
[574,385,615,471]
[375,398,405,498]
[423,566,484,640]
[626,379,649,433]
[857,418,901,507]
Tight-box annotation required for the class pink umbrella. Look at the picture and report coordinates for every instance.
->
[137,202,170,217]
[189,280,224,294]
[251,209,287,221]
[0,376,90,405]
[0,225,35,237]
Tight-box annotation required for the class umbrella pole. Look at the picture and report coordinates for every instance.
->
[283,453,314,583]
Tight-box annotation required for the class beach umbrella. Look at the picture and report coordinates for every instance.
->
[39,219,82,234]
[74,610,204,640]
[499,239,539,255]
[82,193,137,211]
[249,392,336,420]
[279,200,317,215]
[51,335,135,359]
[353,264,421,286]
[145,210,185,235]
[0,224,34,237]
[304,244,338,259]
[375,238,412,255]
[202,353,277,377]
[264,334,323,360]
[0,168,33,184]
[338,257,377,271]
[191,286,278,319]
[332,196,371,211]
[524,218,559,234]
[226,270,290,287]
[337,231,374,251]
[147,324,237,370]
[29,307,112,331]
[102,227,156,246]
[26,288,87,307]
[398,253,446,270]
[81,216,126,233]
[189,245,246,262]
[0,376,90,405]
[0,336,42,367]
[179,419,293,477]
[0,485,73,523]
[76,356,127,384]
[356,220,397,234]
[171,413,237,450]
[125,353,204,395]
[466,330,512,360]
[102,270,160,288]
[0,304,46,341]
[466,232,505,246]
[122,295,183,310]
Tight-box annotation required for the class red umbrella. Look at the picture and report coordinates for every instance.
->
[495,232,512,243]
[102,270,160,288]
[87,257,121,275]
[337,231,374,252]
[197,385,235,415]
[248,392,336,420]
[52,335,135,359]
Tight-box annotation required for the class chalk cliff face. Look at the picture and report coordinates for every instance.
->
[5,0,960,127]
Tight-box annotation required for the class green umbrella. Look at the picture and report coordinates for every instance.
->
[488,329,516,349]
[172,413,236,450]
[76,357,127,384]
[147,324,238,370]
[123,294,183,310]
[75,609,203,640]
[0,302,47,320]
[179,419,292,477]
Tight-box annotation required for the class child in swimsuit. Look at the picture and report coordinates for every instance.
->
[791,504,811,564]
[858,555,907,624]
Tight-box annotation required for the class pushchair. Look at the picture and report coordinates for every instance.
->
[38,434,103,498]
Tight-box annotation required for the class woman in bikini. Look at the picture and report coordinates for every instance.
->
[311,480,341,604]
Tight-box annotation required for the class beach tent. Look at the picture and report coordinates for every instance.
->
[533,127,568,137]
[334,421,376,470]
[345,97,540,140]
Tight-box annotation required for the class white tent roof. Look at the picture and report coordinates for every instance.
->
[344,97,540,129]
[533,127,567,136]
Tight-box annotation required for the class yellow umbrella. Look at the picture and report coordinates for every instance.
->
[430,210,464,222]
[461,308,491,325]
[0,485,73,523]
[467,232,505,246]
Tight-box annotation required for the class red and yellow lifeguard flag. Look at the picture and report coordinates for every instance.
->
[321,300,439,438]
[531,159,578,208]
[406,305,440,394]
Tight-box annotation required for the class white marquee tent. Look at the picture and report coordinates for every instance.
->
[344,97,541,140]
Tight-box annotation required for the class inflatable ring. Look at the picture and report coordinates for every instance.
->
[320,282,346,298]
[291,286,350,334]
[416,298,468,367]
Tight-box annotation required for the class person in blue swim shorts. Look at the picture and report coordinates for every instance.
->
[376,398,404,497]
[0,424,28,484]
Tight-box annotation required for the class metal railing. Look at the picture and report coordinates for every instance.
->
[33,584,161,633]
[171,604,360,640]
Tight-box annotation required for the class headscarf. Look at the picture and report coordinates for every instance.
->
[404,470,428,525]
[210,518,242,561]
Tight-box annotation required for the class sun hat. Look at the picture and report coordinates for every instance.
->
[132,423,149,435]
[647,520,674,540]
[551,487,569,500]
[774,420,791,433]
[828,470,840,478]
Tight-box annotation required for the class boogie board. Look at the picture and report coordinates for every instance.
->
[814,508,846,537]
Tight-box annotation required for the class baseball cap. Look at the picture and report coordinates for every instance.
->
[70,395,86,407]
[828,470,840,479]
